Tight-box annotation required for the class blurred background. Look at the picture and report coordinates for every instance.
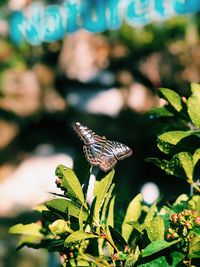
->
[1,0,200,266]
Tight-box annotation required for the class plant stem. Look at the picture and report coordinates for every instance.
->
[101,230,119,253]
[86,166,99,206]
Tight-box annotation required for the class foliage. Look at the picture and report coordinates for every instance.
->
[9,83,200,266]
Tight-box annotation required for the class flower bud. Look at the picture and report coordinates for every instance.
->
[195,216,200,225]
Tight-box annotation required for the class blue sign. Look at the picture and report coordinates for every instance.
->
[9,0,200,45]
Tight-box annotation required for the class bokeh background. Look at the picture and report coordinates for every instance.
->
[1,0,200,266]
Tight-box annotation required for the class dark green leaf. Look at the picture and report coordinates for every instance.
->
[137,252,185,267]
[137,255,170,267]
[142,239,181,258]
[108,225,128,251]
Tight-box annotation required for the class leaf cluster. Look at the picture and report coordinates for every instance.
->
[148,83,200,194]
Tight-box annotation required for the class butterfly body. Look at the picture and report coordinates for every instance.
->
[73,122,132,172]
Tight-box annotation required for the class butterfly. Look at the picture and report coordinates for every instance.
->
[73,122,132,172]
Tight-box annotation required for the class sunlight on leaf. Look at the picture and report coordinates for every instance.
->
[122,193,142,242]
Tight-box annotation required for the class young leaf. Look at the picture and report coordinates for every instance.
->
[93,169,115,221]
[64,230,98,246]
[146,216,165,242]
[46,198,88,220]
[158,88,182,112]
[55,165,87,209]
[187,83,200,128]
[142,239,181,258]
[122,193,142,242]
[9,223,43,237]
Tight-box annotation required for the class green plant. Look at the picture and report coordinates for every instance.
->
[9,83,200,266]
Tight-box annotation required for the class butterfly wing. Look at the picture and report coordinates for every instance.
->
[107,140,133,160]
[83,141,104,166]
[84,140,117,172]
[98,154,117,172]
[73,122,99,145]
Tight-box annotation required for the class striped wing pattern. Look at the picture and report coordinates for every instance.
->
[73,122,132,172]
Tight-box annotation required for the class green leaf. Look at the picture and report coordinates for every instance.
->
[158,88,182,112]
[142,239,181,258]
[64,230,98,246]
[106,196,115,254]
[172,194,189,213]
[125,246,140,267]
[137,251,185,267]
[101,183,115,223]
[17,235,42,250]
[187,83,200,128]
[157,131,191,154]
[146,217,165,242]
[147,152,194,180]
[148,106,173,117]
[144,202,158,224]
[122,193,142,242]
[9,223,43,237]
[94,169,115,221]
[189,236,200,258]
[170,251,185,266]
[107,196,115,228]
[193,148,200,166]
[46,198,88,220]
[56,165,87,208]
[68,259,90,266]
